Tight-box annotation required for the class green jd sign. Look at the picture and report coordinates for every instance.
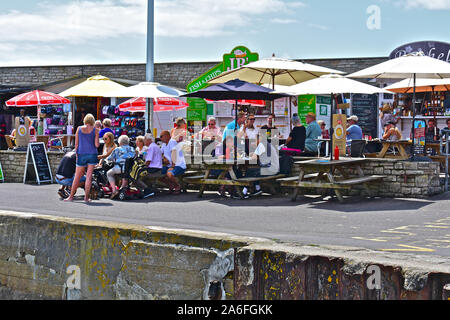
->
[186,46,259,122]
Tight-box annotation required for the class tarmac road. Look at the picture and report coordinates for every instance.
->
[1,183,450,257]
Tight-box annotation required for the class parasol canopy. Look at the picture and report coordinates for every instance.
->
[274,74,393,95]
[384,78,450,93]
[208,57,344,87]
[106,82,184,98]
[118,97,188,113]
[6,90,70,106]
[59,75,125,97]
[347,53,450,80]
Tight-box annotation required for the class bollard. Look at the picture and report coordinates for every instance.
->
[443,284,450,300]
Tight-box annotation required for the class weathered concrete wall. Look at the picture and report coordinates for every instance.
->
[0,210,450,300]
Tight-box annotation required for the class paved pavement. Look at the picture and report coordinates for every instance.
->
[1,183,450,257]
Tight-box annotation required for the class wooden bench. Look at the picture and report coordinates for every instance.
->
[183,173,287,198]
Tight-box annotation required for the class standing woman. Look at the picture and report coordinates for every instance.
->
[65,114,100,203]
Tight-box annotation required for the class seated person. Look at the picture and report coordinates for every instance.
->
[171,118,187,142]
[97,132,116,168]
[383,122,402,141]
[99,118,114,138]
[442,118,450,136]
[134,134,162,197]
[241,137,280,198]
[160,131,186,195]
[55,151,86,199]
[200,116,222,141]
[425,119,440,143]
[135,135,148,157]
[282,114,305,155]
[346,115,363,144]
[300,112,322,156]
[318,120,330,139]
[106,135,136,199]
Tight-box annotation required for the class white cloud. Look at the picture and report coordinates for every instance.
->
[308,23,328,30]
[399,0,450,9]
[270,18,298,24]
[0,0,306,65]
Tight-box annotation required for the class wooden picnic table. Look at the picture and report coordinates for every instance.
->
[183,158,286,199]
[377,140,411,159]
[278,158,385,203]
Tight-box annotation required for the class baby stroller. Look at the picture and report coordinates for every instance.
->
[115,156,154,201]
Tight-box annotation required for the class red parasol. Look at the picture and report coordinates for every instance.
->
[205,99,266,106]
[118,97,188,113]
[6,90,70,107]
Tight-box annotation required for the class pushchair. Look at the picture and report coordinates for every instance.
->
[106,156,154,201]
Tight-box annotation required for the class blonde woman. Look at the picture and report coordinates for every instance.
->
[65,113,100,203]
[135,135,148,157]
[171,117,187,142]
[97,132,116,167]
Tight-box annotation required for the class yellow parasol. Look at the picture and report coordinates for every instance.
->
[59,75,125,119]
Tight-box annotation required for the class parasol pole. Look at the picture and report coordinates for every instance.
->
[411,73,417,161]
[330,92,334,161]
[235,99,238,161]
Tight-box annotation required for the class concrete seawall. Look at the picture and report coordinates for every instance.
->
[0,210,449,300]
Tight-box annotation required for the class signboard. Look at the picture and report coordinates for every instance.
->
[0,162,4,182]
[186,46,259,122]
[332,114,347,156]
[298,95,316,126]
[223,46,259,72]
[187,98,207,122]
[15,117,30,148]
[186,46,259,93]
[389,41,450,62]
[24,142,53,184]
[351,94,378,139]
[413,119,426,155]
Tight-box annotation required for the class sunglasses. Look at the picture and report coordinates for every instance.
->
[248,118,255,121]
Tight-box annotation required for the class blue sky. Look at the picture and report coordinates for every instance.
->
[0,0,449,66]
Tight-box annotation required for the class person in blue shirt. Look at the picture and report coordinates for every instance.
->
[346,115,363,144]
[222,111,247,141]
[302,112,322,155]
[106,135,136,199]
[99,118,114,138]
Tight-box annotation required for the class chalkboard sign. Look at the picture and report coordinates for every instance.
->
[351,94,379,138]
[24,142,53,184]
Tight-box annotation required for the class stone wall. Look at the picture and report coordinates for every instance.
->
[0,57,388,91]
[290,158,442,198]
[0,150,64,183]
[0,210,450,300]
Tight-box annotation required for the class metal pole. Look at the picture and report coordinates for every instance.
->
[411,73,416,161]
[146,0,155,133]
[330,93,334,161]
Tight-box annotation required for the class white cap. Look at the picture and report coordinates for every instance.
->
[347,115,358,122]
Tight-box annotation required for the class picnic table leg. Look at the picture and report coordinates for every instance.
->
[228,166,245,199]
[356,165,374,198]
[398,144,408,159]
[291,169,305,201]
[327,172,345,203]
[378,143,389,158]
[198,169,210,198]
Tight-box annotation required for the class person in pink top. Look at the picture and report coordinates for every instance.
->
[200,117,222,141]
